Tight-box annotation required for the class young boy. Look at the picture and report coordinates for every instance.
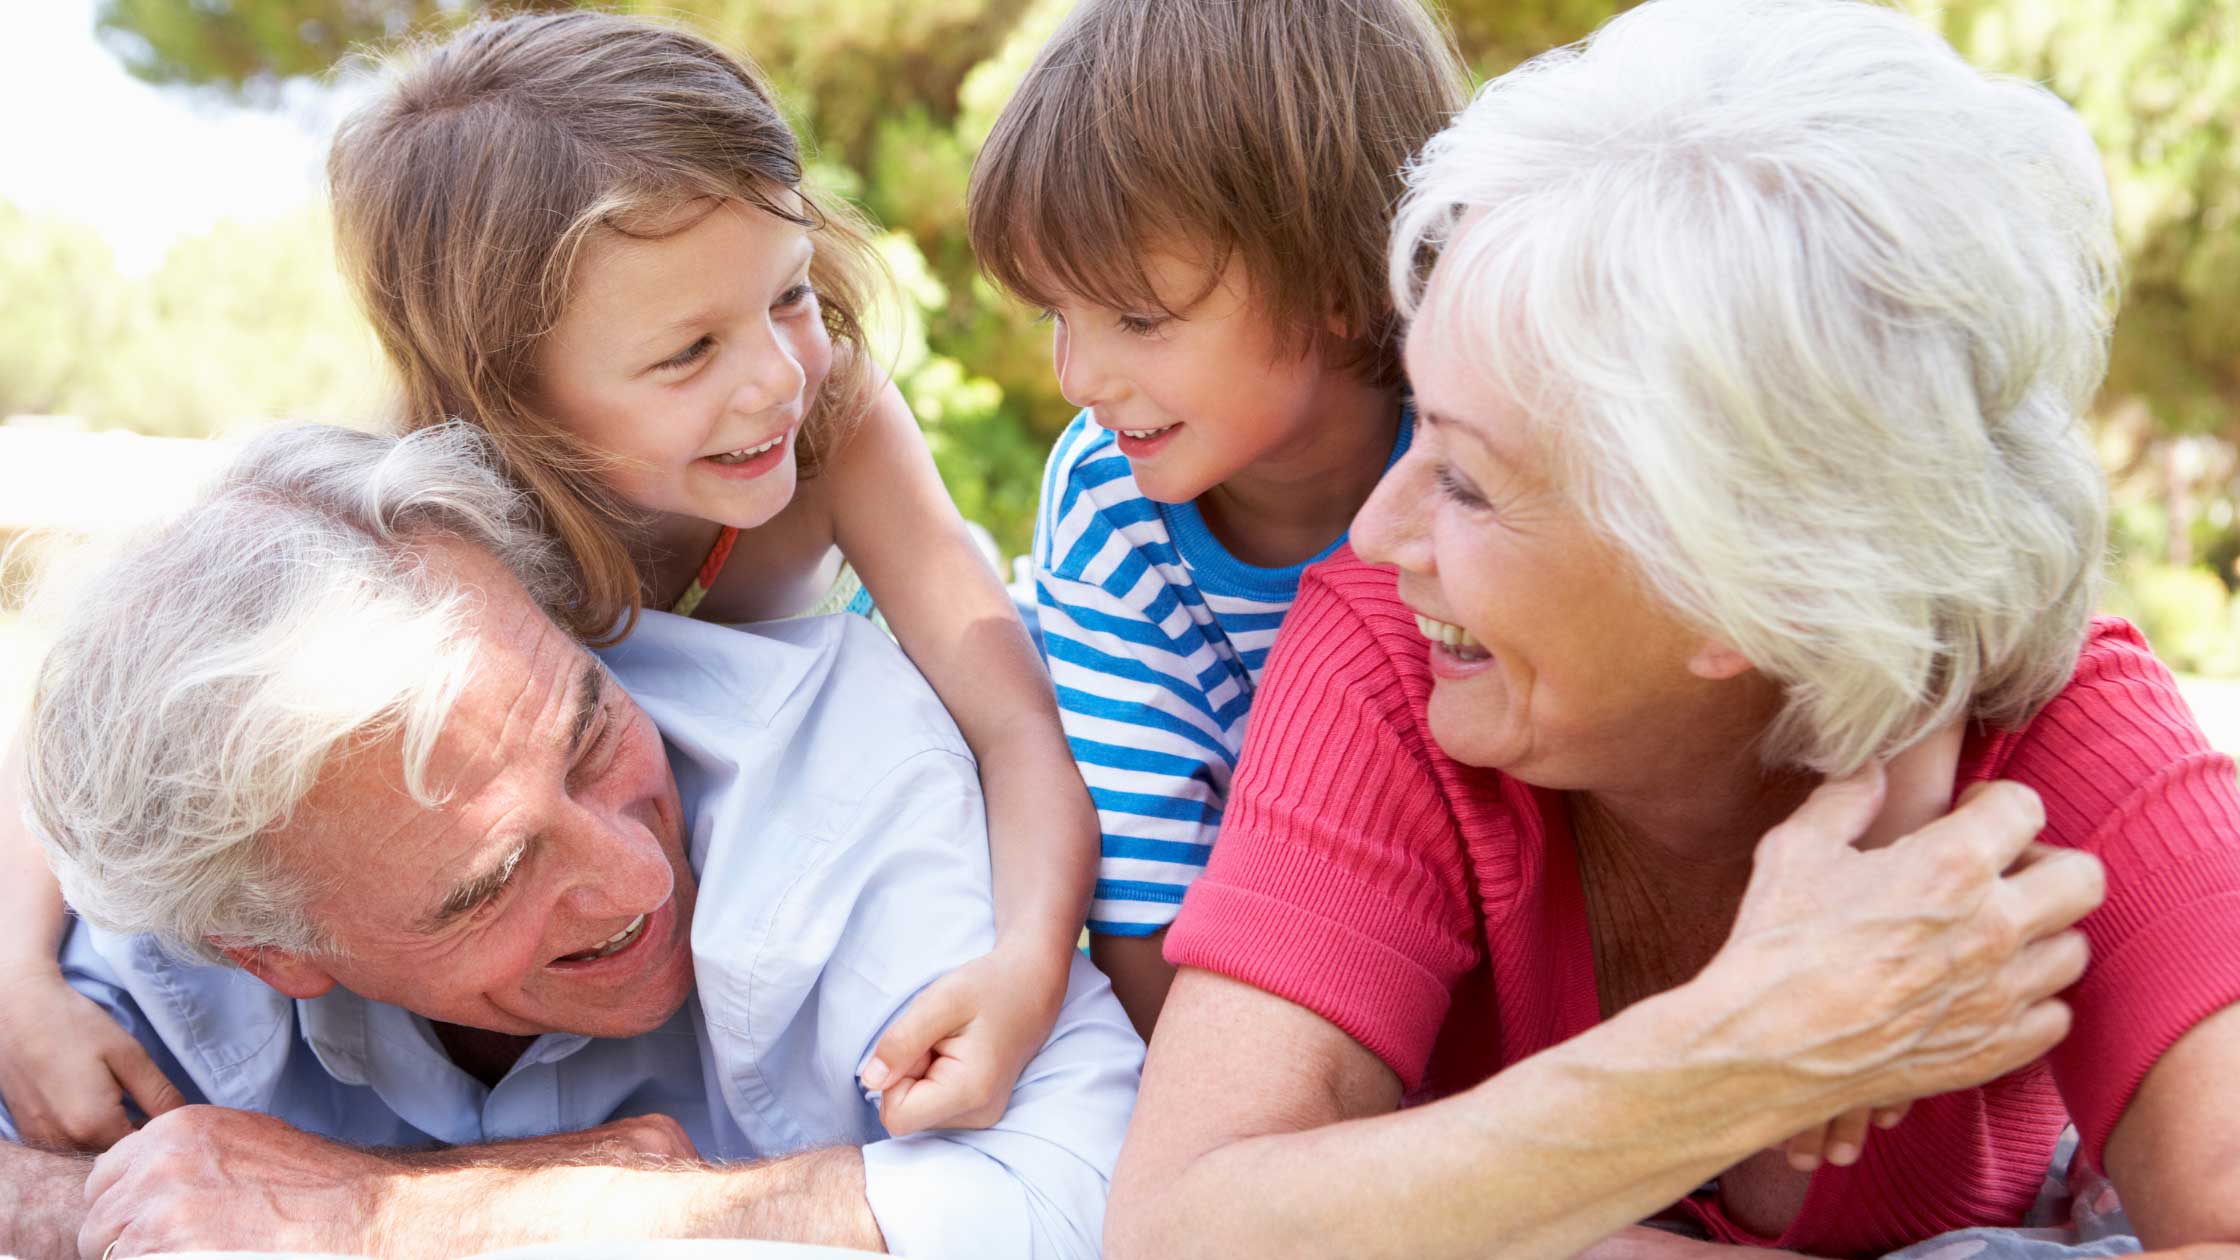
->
[967,0,1470,1035]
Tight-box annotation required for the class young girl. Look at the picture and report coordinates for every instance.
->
[0,10,1095,1146]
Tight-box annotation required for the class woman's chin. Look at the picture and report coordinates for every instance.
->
[1426,672,1520,771]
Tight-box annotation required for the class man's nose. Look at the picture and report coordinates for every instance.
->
[555,807,674,920]
[1352,446,1432,571]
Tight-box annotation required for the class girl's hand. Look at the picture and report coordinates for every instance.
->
[0,968,184,1150]
[858,941,1071,1136]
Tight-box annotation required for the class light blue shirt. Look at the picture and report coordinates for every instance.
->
[6,612,1142,1259]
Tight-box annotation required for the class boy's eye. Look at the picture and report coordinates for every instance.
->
[656,336,714,372]
[1434,462,1492,510]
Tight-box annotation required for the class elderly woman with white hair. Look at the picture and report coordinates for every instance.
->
[1104,1,2240,1257]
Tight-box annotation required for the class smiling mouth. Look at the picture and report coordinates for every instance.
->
[556,914,647,964]
[707,432,787,464]
[1415,612,1491,661]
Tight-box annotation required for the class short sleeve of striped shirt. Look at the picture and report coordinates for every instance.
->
[1033,409,1412,936]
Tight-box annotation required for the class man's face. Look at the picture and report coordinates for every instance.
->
[245,539,698,1039]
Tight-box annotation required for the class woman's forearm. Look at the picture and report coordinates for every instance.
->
[1111,981,1820,1260]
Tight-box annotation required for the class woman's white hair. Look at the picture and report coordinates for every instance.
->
[23,422,576,963]
[1392,0,2120,773]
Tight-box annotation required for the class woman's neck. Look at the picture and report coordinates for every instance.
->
[1196,374,1399,569]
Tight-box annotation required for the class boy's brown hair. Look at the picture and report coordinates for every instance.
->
[968,0,1470,389]
[329,10,885,643]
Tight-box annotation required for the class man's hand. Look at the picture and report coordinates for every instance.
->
[79,1106,388,1258]
[0,970,184,1153]
[859,940,1068,1136]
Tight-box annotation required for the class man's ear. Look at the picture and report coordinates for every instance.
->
[1686,637,1755,681]
[220,944,339,1000]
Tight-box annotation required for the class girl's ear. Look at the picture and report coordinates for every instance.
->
[221,944,340,1001]
[1686,638,1755,681]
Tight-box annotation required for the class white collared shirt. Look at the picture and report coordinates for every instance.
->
[11,612,1142,1259]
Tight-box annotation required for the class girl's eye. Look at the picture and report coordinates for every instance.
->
[776,281,817,310]
[1033,308,1058,326]
[1434,462,1492,510]
[656,337,714,372]
[1116,313,1167,337]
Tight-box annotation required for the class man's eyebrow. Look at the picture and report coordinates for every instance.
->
[425,842,527,931]
[418,664,603,934]
[564,660,606,759]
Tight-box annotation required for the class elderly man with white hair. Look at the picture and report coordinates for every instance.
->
[1107,0,2240,1257]
[0,423,1141,1260]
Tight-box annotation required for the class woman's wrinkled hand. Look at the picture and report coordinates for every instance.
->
[0,968,184,1151]
[1707,765,2106,1129]
[858,940,1070,1136]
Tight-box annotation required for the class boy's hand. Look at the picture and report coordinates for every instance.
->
[0,968,184,1150]
[859,940,1070,1136]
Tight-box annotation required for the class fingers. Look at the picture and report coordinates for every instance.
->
[1862,722,1966,851]
[107,1043,186,1123]
[879,1057,1000,1137]
[2008,929,2092,1005]
[1781,1122,1831,1172]
[1898,780,2044,875]
[2000,846,2108,942]
[1762,763,1887,858]
[863,983,972,1094]
[1873,1102,1911,1130]
[1820,1106,1872,1167]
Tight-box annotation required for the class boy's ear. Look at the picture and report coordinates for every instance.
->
[221,943,339,1000]
[1686,638,1755,681]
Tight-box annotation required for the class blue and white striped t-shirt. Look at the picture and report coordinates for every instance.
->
[1033,408,1414,937]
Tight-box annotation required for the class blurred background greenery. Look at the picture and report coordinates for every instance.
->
[4,0,2238,701]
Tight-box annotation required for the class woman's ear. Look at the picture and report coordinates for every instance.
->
[221,944,340,1001]
[1686,638,1755,681]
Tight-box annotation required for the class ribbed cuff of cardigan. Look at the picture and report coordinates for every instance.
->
[1166,877,1454,1093]
[2061,857,2240,1170]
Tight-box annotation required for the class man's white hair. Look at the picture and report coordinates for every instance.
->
[1392,0,2120,773]
[24,423,576,963]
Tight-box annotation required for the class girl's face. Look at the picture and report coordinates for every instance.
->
[534,196,833,532]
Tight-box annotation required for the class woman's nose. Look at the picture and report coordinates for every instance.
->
[1352,448,1433,572]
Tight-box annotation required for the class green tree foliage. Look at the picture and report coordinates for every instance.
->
[0,199,386,438]
[76,0,2240,605]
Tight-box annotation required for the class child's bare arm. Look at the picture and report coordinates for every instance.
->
[830,382,1099,1132]
[0,732,184,1149]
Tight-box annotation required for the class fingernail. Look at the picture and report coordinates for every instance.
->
[1789,1151,1821,1172]
[1829,1142,1859,1166]
[1875,1111,1903,1129]
[860,1057,890,1089]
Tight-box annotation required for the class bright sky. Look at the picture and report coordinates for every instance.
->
[0,0,359,274]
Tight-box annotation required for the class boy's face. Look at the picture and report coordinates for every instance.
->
[1041,249,1348,504]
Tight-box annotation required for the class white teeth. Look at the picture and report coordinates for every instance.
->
[1414,612,1490,659]
[564,914,647,963]
[1120,425,1175,440]
[711,433,785,463]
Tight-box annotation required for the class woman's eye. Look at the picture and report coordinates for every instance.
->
[656,337,714,372]
[1434,462,1492,510]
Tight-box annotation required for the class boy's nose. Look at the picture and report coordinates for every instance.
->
[1052,320,1109,409]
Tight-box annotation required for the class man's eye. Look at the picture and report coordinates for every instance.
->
[656,337,714,372]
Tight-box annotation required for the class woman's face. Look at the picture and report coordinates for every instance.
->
[1352,272,1748,788]
[533,196,833,532]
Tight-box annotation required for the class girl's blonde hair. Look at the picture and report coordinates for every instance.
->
[330,10,884,643]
